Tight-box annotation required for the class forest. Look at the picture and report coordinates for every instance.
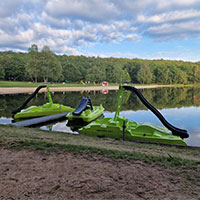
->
[0,44,200,84]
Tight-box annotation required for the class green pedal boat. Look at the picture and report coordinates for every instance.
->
[67,96,104,122]
[13,85,73,120]
[79,85,189,146]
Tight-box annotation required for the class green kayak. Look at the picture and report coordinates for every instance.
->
[13,85,73,120]
[79,85,188,146]
[66,97,104,122]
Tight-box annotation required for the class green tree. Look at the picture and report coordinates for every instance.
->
[38,47,62,82]
[28,44,38,53]
[124,60,141,83]
[112,65,126,83]
[0,56,6,79]
[62,63,82,82]
[106,63,131,83]
[26,44,40,82]
[86,65,106,83]
[175,69,188,84]
[137,63,152,84]
[167,66,187,84]
[179,63,194,83]
[0,65,4,79]
[3,54,26,81]
[153,66,170,84]
[193,64,200,83]
[123,69,131,83]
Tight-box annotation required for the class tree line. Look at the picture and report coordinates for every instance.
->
[0,44,200,84]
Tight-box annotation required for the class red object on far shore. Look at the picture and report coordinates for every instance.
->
[102,81,108,86]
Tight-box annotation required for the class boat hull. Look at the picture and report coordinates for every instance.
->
[67,105,104,122]
[79,117,186,146]
[14,103,74,119]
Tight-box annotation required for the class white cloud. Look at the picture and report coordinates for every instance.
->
[35,38,81,55]
[0,29,34,48]
[0,13,34,34]
[85,51,139,59]
[146,21,200,40]
[114,0,155,14]
[148,50,186,60]
[137,9,200,24]
[126,34,141,42]
[0,0,45,17]
[1,0,200,56]
[39,12,72,29]
[156,0,198,11]
[45,0,120,22]
[0,0,24,17]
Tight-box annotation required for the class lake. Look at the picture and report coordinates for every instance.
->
[0,86,200,147]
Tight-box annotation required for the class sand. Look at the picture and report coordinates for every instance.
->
[0,85,172,95]
[1,147,199,200]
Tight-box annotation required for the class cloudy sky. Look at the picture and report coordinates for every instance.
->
[1,0,200,61]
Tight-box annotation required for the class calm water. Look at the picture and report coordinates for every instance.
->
[0,87,200,146]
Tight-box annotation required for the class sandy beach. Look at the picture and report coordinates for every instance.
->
[0,85,172,95]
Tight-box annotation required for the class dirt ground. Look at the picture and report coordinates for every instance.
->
[0,147,199,200]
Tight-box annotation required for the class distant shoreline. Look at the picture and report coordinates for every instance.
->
[0,85,173,95]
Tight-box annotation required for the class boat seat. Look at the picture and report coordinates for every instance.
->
[72,97,93,115]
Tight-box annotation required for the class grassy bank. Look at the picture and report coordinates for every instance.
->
[0,124,199,169]
[0,81,116,87]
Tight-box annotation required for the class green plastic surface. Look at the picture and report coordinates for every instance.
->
[67,105,104,122]
[14,85,74,119]
[79,85,187,146]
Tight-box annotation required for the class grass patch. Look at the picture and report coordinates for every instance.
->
[1,81,199,88]
[5,139,198,169]
[0,124,199,169]
[0,81,117,87]
[0,81,40,87]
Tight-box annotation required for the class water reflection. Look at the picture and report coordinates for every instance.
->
[0,117,12,124]
[0,87,200,146]
[118,107,200,147]
[40,121,79,134]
